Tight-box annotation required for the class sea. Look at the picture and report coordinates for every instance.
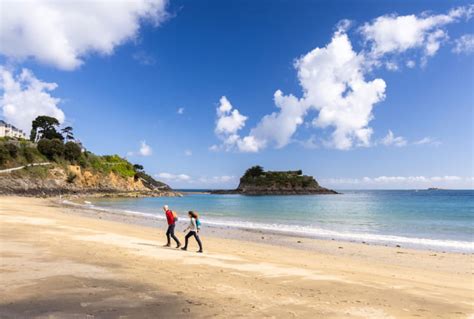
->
[84,190,474,253]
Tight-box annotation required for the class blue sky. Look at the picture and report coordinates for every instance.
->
[0,0,473,189]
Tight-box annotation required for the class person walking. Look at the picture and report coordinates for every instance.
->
[163,205,181,248]
[181,211,203,253]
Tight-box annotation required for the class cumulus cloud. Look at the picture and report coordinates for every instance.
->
[380,130,407,147]
[0,0,168,70]
[452,34,474,54]
[209,5,470,152]
[213,96,249,151]
[0,67,65,132]
[127,140,152,157]
[299,31,386,149]
[321,175,473,189]
[213,30,386,151]
[360,5,474,67]
[139,141,152,156]
[215,96,247,135]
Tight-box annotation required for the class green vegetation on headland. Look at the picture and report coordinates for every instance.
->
[0,116,173,197]
[212,165,337,195]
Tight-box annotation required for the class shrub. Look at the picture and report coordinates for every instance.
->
[77,154,88,168]
[64,142,82,162]
[37,139,65,160]
[244,165,264,178]
[66,172,77,183]
[5,143,19,158]
[0,146,9,166]
[23,147,35,163]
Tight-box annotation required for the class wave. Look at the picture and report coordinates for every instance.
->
[62,200,473,252]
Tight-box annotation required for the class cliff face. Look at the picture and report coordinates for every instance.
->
[212,168,337,195]
[0,164,177,197]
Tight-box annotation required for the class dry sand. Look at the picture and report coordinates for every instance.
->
[0,196,473,318]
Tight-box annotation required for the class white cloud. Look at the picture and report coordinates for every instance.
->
[213,96,249,151]
[413,137,441,146]
[139,141,152,156]
[177,107,185,115]
[0,0,168,70]
[215,96,247,135]
[0,67,65,132]
[127,140,152,157]
[360,5,474,67]
[213,29,386,152]
[245,90,307,150]
[198,175,236,184]
[156,172,191,181]
[321,176,473,189]
[155,173,236,187]
[452,34,474,54]
[184,149,192,156]
[211,5,472,152]
[406,60,416,68]
[380,130,407,147]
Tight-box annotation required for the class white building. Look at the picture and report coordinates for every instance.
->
[0,120,27,139]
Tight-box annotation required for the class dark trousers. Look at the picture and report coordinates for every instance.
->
[183,231,203,251]
[166,224,180,246]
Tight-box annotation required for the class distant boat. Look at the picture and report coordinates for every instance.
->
[427,187,443,191]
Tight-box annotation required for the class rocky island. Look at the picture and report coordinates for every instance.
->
[211,166,337,195]
[0,116,178,197]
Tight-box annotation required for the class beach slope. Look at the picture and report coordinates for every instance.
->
[0,196,472,318]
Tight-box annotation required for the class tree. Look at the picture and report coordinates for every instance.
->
[64,142,82,162]
[244,165,264,178]
[61,126,74,141]
[133,164,144,172]
[30,116,62,142]
[37,139,65,160]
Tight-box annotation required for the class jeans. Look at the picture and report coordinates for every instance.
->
[183,231,203,251]
[166,224,181,246]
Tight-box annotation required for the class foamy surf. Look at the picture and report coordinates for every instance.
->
[62,199,473,253]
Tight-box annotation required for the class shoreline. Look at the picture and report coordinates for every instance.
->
[62,197,473,254]
[1,196,473,318]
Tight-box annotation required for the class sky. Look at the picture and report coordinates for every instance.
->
[0,0,473,189]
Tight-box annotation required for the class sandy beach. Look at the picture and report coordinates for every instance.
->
[0,196,473,318]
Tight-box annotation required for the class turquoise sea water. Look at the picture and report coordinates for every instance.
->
[86,190,474,252]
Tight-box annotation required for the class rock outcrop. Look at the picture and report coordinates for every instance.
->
[211,167,337,195]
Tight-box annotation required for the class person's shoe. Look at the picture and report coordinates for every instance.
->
[181,247,187,251]
[176,243,181,249]
[197,250,203,253]
[163,244,170,247]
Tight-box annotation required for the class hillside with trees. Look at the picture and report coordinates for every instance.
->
[0,116,175,197]
[212,166,337,195]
